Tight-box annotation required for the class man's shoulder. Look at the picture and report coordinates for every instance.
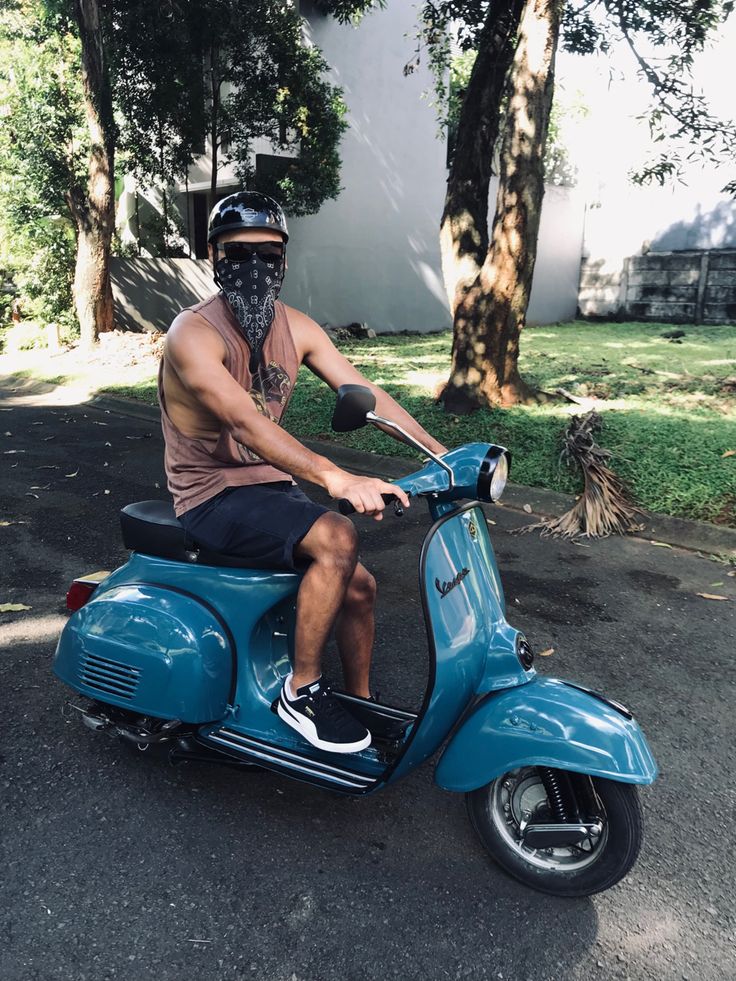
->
[166,302,227,362]
[281,302,313,329]
[281,303,328,345]
[172,292,222,325]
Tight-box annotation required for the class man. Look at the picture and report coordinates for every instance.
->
[159,190,447,755]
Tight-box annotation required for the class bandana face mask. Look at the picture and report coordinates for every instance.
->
[214,240,286,372]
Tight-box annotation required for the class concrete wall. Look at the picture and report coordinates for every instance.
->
[111,178,585,332]
[579,180,736,323]
[526,184,585,326]
[277,1,451,332]
[580,250,736,325]
[110,258,214,333]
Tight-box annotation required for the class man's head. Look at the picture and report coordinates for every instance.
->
[207,191,289,370]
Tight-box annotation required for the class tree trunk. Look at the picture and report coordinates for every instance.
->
[439,0,526,318]
[209,48,220,204]
[441,0,562,412]
[72,0,116,348]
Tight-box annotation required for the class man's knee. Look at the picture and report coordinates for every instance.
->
[306,512,359,569]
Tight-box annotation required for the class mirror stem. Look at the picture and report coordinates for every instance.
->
[365,411,454,489]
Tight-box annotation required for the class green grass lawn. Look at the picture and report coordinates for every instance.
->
[286,322,736,526]
[5,320,736,526]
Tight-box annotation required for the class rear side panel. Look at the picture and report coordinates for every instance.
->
[53,583,233,722]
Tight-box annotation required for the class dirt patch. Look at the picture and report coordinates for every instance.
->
[626,569,681,592]
[0,330,163,402]
[501,570,613,625]
[711,495,736,527]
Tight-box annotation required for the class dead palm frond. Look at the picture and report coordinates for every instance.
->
[515,410,644,540]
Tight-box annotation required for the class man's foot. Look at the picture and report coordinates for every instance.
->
[338,693,412,742]
[278,675,371,754]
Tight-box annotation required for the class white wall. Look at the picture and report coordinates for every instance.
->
[525,184,585,325]
[279,1,451,331]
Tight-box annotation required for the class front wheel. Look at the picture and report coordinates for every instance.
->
[466,767,643,897]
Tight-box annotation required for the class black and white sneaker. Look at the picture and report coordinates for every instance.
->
[277,675,372,754]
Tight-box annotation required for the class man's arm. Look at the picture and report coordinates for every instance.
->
[165,313,409,518]
[288,308,449,456]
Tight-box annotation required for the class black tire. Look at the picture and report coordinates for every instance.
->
[466,768,643,897]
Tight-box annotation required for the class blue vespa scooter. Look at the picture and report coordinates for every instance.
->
[53,385,657,897]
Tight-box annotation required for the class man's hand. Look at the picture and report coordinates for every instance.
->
[324,472,411,521]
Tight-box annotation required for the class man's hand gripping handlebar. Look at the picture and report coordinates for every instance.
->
[323,472,410,521]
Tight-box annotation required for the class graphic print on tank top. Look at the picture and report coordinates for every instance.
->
[239,359,292,463]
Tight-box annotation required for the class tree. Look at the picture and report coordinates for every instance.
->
[109,1,208,257]
[67,0,116,347]
[191,0,350,215]
[0,1,85,329]
[425,0,736,411]
[441,0,562,409]
[1,0,356,344]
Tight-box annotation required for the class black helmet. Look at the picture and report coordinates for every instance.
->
[207,190,289,244]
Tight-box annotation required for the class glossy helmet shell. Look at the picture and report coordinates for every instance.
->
[207,190,289,244]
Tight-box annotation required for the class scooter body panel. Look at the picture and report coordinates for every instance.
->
[386,504,534,783]
[53,551,301,723]
[434,676,659,791]
[53,582,233,722]
[54,551,388,787]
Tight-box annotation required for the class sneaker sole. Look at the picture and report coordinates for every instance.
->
[277,697,372,754]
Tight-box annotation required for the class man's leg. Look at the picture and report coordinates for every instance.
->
[334,564,376,698]
[291,511,360,691]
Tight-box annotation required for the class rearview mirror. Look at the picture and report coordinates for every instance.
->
[331,384,376,432]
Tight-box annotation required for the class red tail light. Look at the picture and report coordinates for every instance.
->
[66,572,108,612]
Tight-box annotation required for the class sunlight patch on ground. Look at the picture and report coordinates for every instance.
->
[0,336,160,408]
[602,341,655,350]
[400,368,446,391]
[0,612,67,645]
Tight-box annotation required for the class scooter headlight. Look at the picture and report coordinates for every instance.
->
[477,447,510,502]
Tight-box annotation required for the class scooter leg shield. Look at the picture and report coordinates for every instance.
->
[434,676,658,792]
[53,583,233,723]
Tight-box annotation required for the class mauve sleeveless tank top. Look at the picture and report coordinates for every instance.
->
[158,293,299,516]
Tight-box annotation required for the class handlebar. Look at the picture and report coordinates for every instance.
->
[338,492,405,516]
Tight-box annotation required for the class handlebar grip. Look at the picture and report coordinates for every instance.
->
[338,492,401,516]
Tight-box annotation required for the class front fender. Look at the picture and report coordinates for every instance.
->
[435,676,658,792]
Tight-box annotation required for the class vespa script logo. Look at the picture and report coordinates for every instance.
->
[435,567,470,598]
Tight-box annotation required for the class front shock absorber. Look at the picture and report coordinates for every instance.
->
[538,767,572,823]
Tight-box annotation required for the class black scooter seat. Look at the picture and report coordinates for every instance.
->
[120,500,293,570]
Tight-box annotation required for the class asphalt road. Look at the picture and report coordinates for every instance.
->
[1,377,735,981]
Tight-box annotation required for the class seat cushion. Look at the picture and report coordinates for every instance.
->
[120,501,192,562]
[120,501,290,569]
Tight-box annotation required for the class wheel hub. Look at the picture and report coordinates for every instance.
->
[492,768,608,872]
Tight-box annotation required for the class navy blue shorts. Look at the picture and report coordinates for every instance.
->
[179,481,329,571]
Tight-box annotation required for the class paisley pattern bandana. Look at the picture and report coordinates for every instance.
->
[215,253,285,372]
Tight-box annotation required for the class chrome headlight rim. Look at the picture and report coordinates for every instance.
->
[477,446,511,502]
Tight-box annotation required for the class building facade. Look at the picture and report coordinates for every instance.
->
[115,0,585,333]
